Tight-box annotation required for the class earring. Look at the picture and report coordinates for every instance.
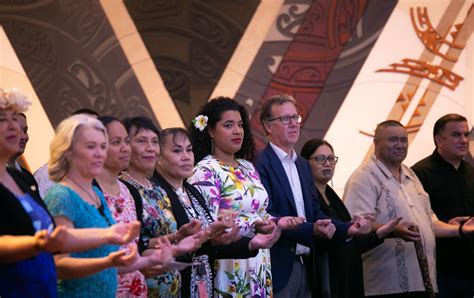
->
[211,137,214,155]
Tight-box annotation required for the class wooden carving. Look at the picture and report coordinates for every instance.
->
[377,58,463,91]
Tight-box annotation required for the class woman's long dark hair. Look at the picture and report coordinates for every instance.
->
[300,138,334,160]
[188,96,255,163]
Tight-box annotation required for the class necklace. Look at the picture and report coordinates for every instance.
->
[65,176,101,207]
[123,172,153,190]
[212,154,240,168]
[65,176,113,225]
[174,186,191,206]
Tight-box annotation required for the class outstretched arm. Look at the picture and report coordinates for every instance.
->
[59,220,141,253]
[53,216,137,279]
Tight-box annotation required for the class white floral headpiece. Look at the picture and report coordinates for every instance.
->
[0,88,31,112]
[192,114,208,131]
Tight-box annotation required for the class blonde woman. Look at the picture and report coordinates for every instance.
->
[45,114,142,297]
[0,90,139,297]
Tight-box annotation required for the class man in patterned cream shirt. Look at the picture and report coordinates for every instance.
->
[343,120,474,298]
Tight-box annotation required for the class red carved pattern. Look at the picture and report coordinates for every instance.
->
[251,0,367,150]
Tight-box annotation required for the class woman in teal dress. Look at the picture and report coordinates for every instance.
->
[45,114,141,297]
[0,90,141,298]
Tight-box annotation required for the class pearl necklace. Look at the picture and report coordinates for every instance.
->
[123,172,153,190]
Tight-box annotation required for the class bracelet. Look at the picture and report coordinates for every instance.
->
[271,217,282,225]
[458,221,466,238]
[143,238,150,249]
[173,231,178,244]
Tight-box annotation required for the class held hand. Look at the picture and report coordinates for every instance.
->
[210,225,241,246]
[254,219,276,234]
[393,221,421,242]
[145,236,174,266]
[277,216,305,230]
[107,221,141,245]
[193,229,212,247]
[140,263,168,277]
[448,216,471,225]
[359,213,376,222]
[461,217,474,236]
[172,233,202,256]
[34,226,67,253]
[249,227,281,250]
[108,245,139,267]
[376,217,402,239]
[176,219,202,242]
[216,212,237,228]
[207,220,230,237]
[313,219,336,239]
[348,216,371,237]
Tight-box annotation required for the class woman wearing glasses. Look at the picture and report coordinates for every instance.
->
[300,138,399,298]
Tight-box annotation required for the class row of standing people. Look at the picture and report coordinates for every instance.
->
[2,89,473,297]
[1,91,302,297]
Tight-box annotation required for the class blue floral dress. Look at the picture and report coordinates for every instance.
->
[45,184,118,298]
[189,155,273,297]
[121,176,181,297]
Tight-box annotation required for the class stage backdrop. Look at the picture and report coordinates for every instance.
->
[1,0,472,194]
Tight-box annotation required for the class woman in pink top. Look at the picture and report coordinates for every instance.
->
[96,116,174,297]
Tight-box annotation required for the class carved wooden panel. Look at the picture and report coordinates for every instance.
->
[244,0,368,151]
[124,0,260,124]
[0,0,156,128]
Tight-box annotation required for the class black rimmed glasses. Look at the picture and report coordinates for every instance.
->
[267,114,302,125]
[310,155,339,165]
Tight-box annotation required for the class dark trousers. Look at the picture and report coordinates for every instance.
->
[369,292,429,298]
[274,257,311,298]
[437,271,474,298]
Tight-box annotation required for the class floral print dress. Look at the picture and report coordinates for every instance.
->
[121,175,181,298]
[103,181,147,298]
[189,155,273,297]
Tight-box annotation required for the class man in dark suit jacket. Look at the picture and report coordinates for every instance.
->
[255,94,368,297]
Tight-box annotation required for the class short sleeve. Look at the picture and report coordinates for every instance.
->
[188,163,221,219]
[44,184,78,223]
[343,169,380,217]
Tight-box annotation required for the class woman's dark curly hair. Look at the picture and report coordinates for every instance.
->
[189,96,255,163]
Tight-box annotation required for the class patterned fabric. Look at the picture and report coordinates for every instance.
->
[0,193,57,298]
[103,181,147,298]
[121,175,181,298]
[45,184,119,298]
[33,163,55,199]
[173,187,214,297]
[189,155,273,297]
[344,156,437,296]
[17,192,54,232]
[411,225,436,298]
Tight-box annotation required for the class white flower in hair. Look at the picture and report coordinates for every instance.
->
[0,88,31,112]
[192,114,208,131]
